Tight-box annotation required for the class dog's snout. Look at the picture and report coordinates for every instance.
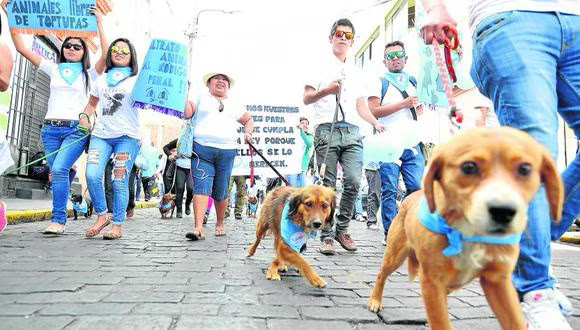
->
[312,220,322,229]
[488,201,517,225]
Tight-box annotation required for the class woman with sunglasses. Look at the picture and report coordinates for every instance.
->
[2,3,108,235]
[183,71,254,240]
[82,38,141,240]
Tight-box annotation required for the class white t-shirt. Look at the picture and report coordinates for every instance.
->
[90,75,140,140]
[469,0,580,32]
[190,89,245,149]
[305,52,371,131]
[370,75,416,128]
[38,59,98,121]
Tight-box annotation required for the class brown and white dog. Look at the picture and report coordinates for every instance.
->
[159,193,176,219]
[247,185,336,288]
[368,127,563,330]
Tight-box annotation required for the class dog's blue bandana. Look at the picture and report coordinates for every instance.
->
[160,202,172,210]
[106,67,132,87]
[418,197,522,257]
[73,199,88,213]
[281,202,317,253]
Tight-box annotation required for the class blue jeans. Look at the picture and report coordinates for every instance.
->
[379,144,425,233]
[287,172,306,187]
[41,123,88,224]
[191,142,237,201]
[354,184,363,216]
[314,122,363,239]
[471,11,580,294]
[86,135,140,225]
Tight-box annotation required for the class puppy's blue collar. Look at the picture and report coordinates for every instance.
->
[418,197,522,257]
[281,201,316,253]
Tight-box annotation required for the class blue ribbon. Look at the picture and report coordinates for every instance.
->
[106,67,132,87]
[280,202,317,253]
[58,63,83,86]
[418,197,522,257]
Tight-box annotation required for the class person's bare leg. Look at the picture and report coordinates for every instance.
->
[214,198,228,234]
[192,194,209,234]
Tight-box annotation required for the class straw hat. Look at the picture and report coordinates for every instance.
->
[202,71,235,88]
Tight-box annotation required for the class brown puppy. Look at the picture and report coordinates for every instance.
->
[368,127,563,330]
[247,196,259,218]
[159,193,176,219]
[247,185,336,288]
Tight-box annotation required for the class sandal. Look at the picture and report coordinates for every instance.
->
[215,228,226,236]
[102,231,122,240]
[185,230,205,241]
[85,216,111,238]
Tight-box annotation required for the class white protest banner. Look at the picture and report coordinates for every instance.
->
[231,104,302,177]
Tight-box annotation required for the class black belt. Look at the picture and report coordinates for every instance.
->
[44,119,79,127]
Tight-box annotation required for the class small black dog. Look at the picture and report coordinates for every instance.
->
[71,192,93,220]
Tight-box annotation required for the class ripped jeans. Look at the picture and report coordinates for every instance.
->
[86,135,140,225]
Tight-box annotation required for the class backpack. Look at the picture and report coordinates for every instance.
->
[380,75,417,105]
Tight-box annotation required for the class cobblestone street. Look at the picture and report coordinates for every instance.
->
[1,208,579,329]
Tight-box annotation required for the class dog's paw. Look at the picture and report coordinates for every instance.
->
[367,298,384,313]
[246,246,256,257]
[278,264,288,273]
[310,276,327,288]
[266,269,281,281]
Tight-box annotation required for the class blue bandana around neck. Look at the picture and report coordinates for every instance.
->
[384,71,410,92]
[106,67,132,87]
[58,62,83,86]
[281,202,317,253]
[418,197,522,257]
[160,202,172,210]
[73,199,88,214]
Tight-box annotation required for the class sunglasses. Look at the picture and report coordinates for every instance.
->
[63,42,83,51]
[111,46,130,55]
[385,51,405,60]
[218,100,224,112]
[334,30,354,40]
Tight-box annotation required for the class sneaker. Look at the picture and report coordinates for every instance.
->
[319,238,336,255]
[367,223,379,231]
[176,212,183,218]
[554,287,573,316]
[235,214,242,220]
[521,289,572,330]
[382,232,388,246]
[335,232,357,251]
[355,214,366,222]
[185,205,191,216]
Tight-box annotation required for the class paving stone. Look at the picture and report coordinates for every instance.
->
[300,306,379,322]
[152,283,225,293]
[221,304,300,319]
[15,292,109,304]
[357,324,427,329]
[132,303,219,315]
[80,284,153,292]
[378,308,429,324]
[175,316,267,330]
[38,303,135,315]
[260,294,335,306]
[182,292,259,305]
[66,315,173,330]
[0,304,44,316]
[449,306,495,319]
[0,316,75,329]
[102,292,183,303]
[0,283,83,294]
[122,277,189,285]
[52,276,124,285]
[451,318,501,330]
[267,319,352,330]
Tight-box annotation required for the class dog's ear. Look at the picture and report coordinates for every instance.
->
[423,151,443,213]
[287,191,302,218]
[540,149,564,222]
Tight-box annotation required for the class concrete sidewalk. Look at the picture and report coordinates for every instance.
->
[3,198,159,225]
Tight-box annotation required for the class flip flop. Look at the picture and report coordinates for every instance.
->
[102,231,122,240]
[215,228,226,236]
[185,230,205,241]
[42,225,66,235]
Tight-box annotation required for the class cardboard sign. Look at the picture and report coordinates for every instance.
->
[132,39,189,118]
[4,0,105,37]
[231,104,303,177]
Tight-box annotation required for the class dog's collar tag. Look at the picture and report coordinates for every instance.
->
[281,202,316,253]
[418,197,522,257]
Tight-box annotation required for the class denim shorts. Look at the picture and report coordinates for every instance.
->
[191,142,237,201]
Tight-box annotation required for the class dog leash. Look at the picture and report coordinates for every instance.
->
[316,79,344,186]
[249,144,255,187]
[247,141,290,186]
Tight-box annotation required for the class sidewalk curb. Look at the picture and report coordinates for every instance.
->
[560,234,580,244]
[7,201,159,225]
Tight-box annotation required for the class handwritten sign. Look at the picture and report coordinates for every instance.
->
[132,39,189,118]
[231,104,303,177]
[5,0,100,37]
